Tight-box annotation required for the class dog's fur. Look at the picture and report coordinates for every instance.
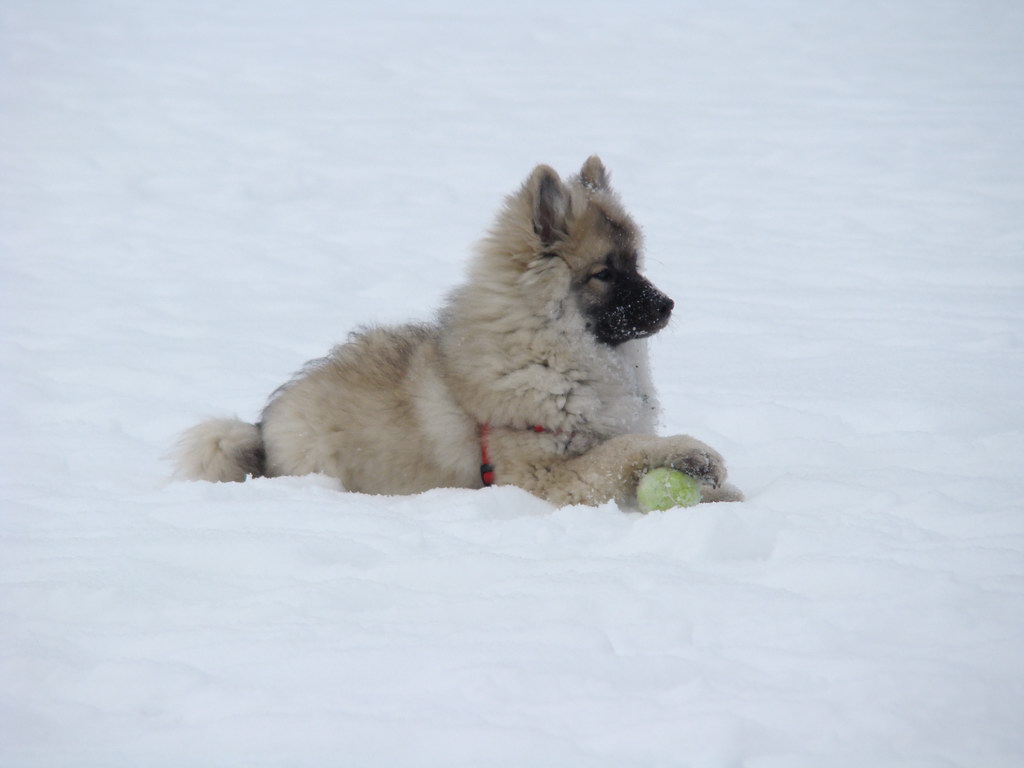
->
[175,157,741,507]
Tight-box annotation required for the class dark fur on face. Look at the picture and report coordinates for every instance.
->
[577,251,674,345]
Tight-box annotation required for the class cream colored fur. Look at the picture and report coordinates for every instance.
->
[174,157,742,507]
[173,419,262,483]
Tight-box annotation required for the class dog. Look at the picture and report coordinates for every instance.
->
[174,156,742,507]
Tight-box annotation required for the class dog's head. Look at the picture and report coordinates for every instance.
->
[496,157,674,346]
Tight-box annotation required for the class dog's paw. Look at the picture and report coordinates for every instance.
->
[701,482,745,503]
[659,438,726,489]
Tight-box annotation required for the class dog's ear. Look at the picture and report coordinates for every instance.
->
[580,155,610,191]
[529,165,570,246]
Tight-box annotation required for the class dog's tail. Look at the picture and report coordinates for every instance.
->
[172,418,266,482]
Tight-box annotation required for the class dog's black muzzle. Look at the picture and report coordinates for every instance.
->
[593,276,674,345]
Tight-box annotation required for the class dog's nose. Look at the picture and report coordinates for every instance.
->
[659,296,674,316]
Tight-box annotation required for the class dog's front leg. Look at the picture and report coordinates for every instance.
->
[494,432,730,508]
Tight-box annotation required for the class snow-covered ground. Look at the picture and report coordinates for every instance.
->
[3,1,1023,765]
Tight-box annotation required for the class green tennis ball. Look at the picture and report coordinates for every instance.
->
[636,467,702,512]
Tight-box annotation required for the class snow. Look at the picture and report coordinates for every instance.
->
[2,0,1023,765]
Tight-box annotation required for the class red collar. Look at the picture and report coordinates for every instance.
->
[479,423,550,487]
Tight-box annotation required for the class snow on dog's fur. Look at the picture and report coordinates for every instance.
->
[175,157,741,506]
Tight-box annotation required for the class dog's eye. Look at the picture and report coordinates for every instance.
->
[591,268,613,281]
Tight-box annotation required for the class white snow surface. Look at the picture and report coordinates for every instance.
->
[2,1,1024,766]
